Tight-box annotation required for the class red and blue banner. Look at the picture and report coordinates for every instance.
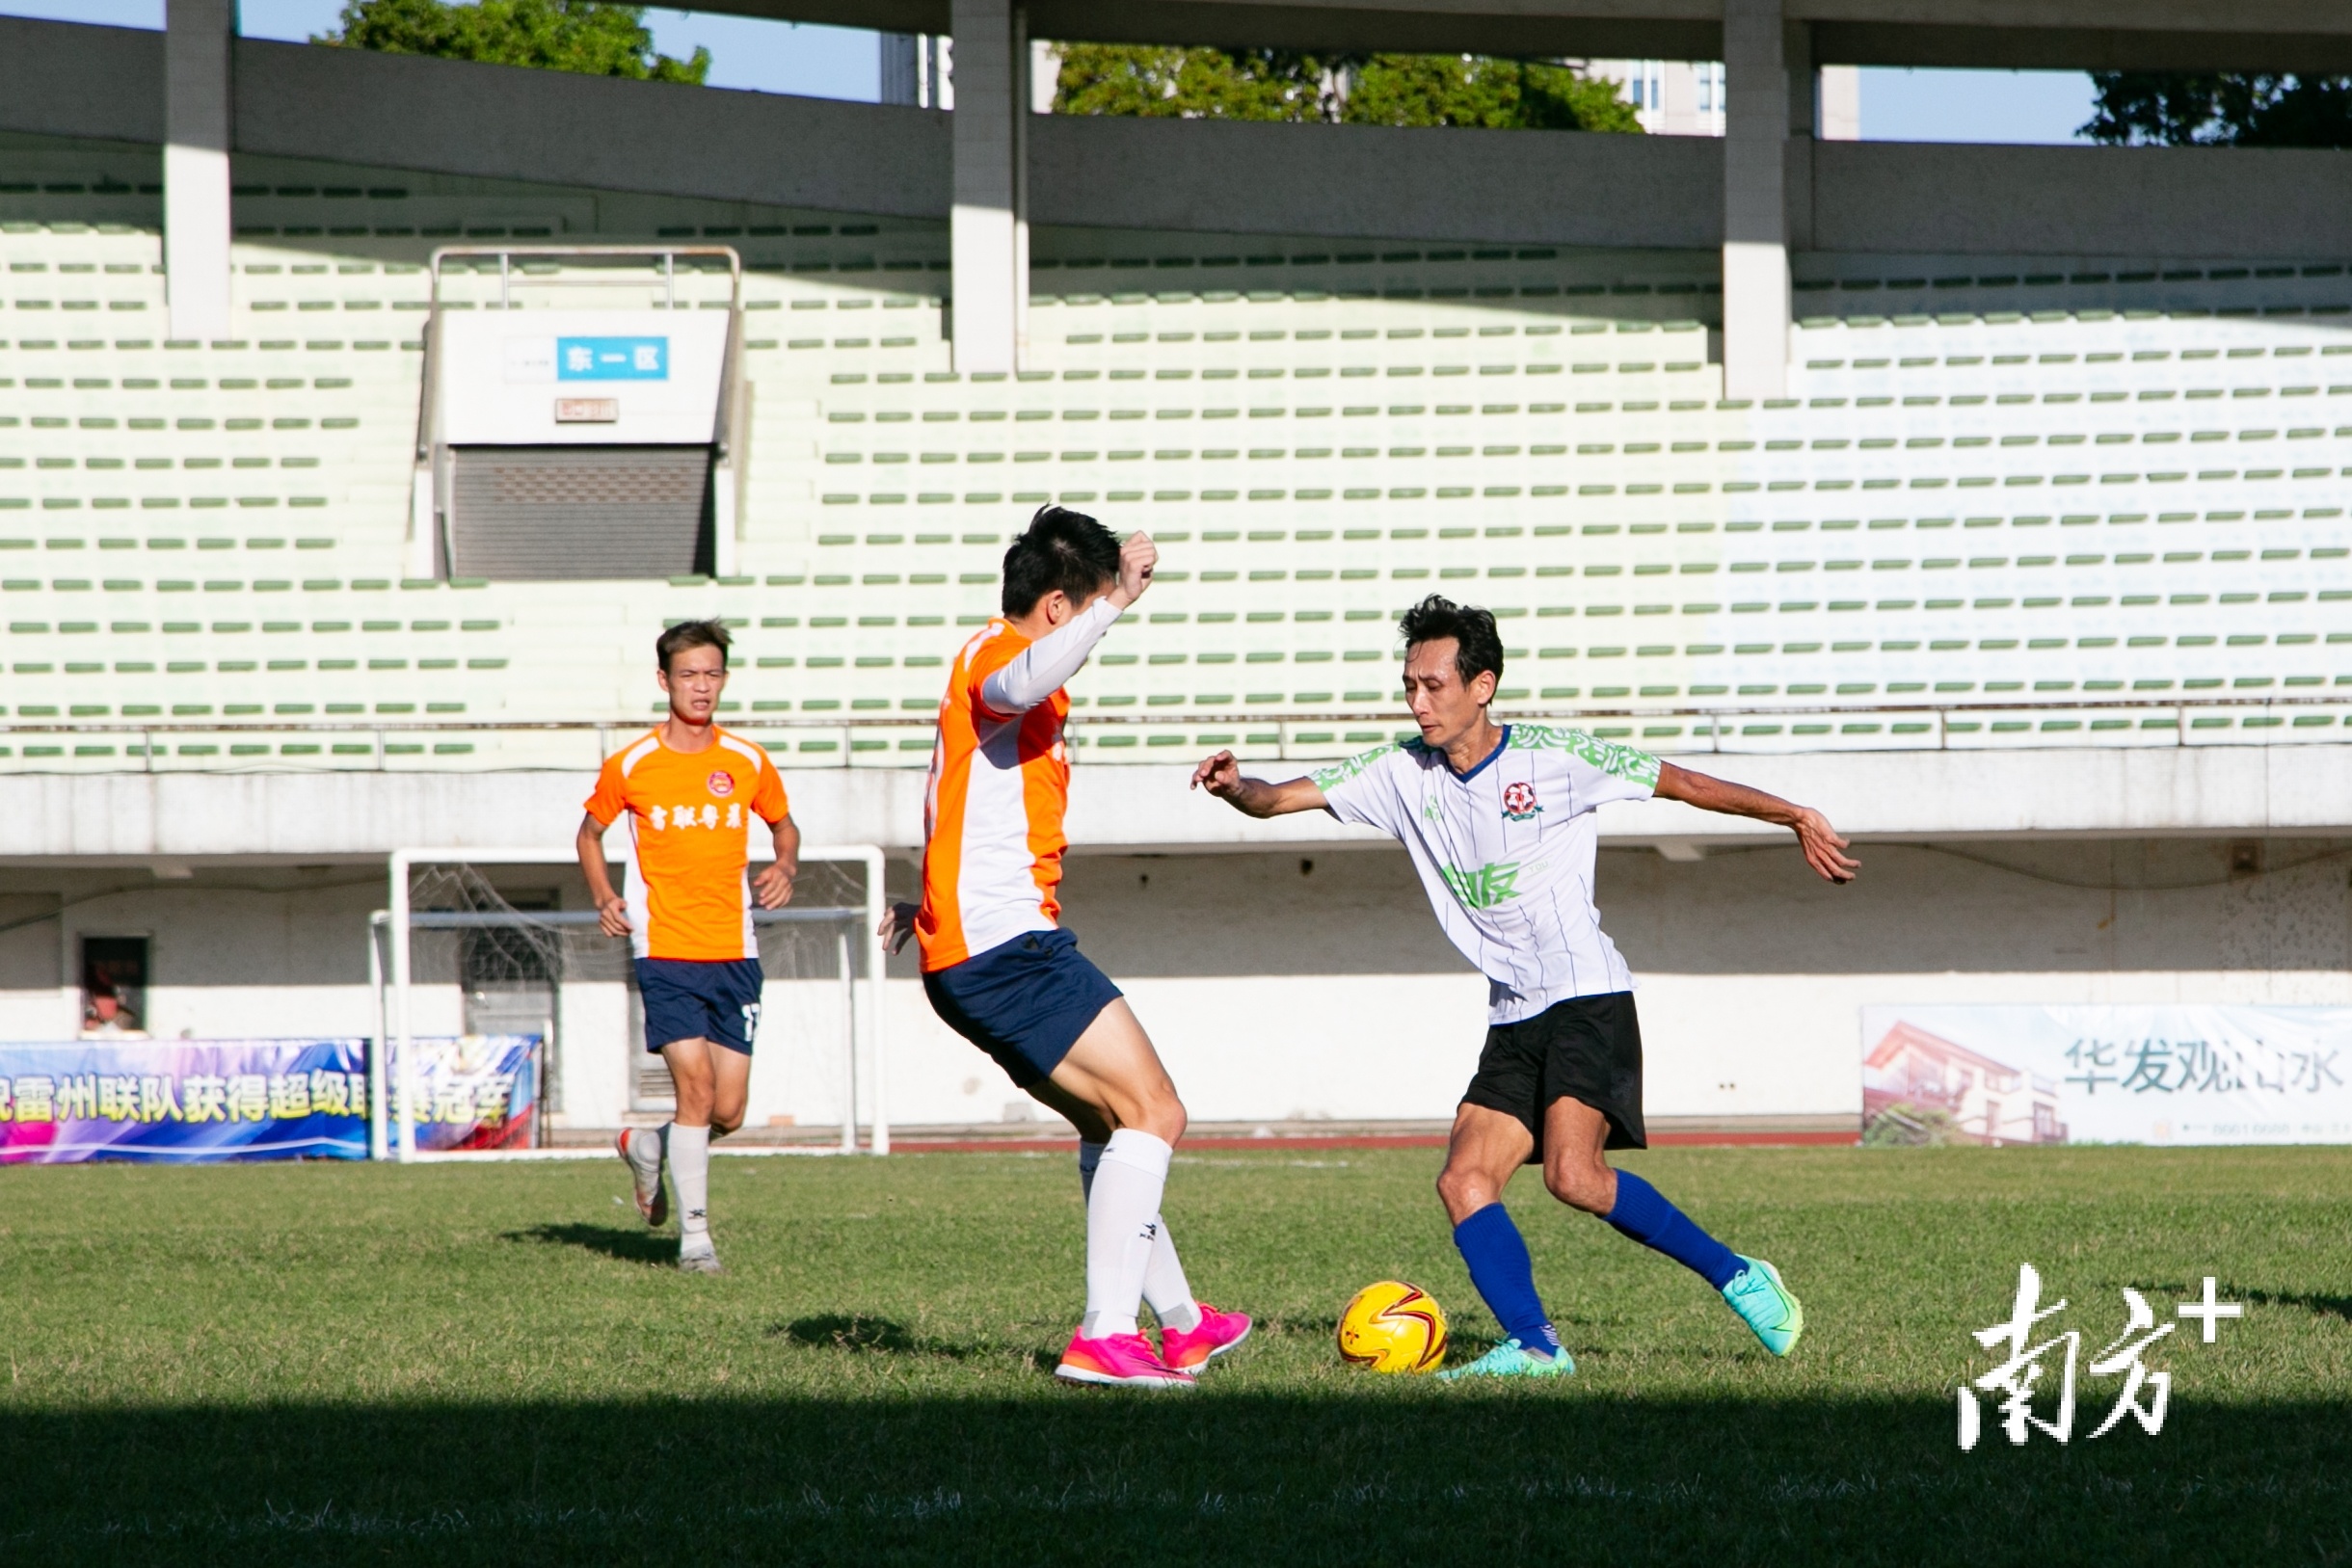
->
[390,1034,540,1153]
[0,1035,542,1162]
[0,1039,371,1163]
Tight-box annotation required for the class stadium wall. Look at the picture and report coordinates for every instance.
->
[3,833,2345,1133]
[6,760,2351,1133]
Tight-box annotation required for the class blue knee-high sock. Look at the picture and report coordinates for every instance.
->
[1605,1170,1742,1290]
[1452,1203,1562,1356]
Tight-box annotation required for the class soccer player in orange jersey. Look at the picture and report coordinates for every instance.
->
[880,507,1250,1389]
[578,619,799,1275]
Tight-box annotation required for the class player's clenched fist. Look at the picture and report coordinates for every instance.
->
[750,860,796,910]
[596,893,631,939]
[877,899,920,955]
[1108,531,1157,608]
[1190,749,1243,798]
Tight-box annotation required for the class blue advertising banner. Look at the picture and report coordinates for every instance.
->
[555,336,668,381]
[0,1040,370,1163]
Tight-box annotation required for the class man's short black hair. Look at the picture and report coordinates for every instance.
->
[655,618,731,674]
[1002,504,1122,617]
[1398,595,1504,687]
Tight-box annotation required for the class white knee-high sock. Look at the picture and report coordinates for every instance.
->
[670,1123,711,1243]
[1081,1140,1199,1334]
[1081,1129,1170,1339]
[1141,1216,1201,1333]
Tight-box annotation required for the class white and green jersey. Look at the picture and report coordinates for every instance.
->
[1311,724,1662,1024]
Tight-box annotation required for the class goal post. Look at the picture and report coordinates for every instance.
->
[375,843,889,1163]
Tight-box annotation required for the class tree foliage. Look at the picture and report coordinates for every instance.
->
[1053,43,1640,132]
[1345,55,1641,131]
[2081,71,2352,147]
[316,0,709,84]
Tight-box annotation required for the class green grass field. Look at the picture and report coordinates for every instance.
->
[3,1145,2349,1565]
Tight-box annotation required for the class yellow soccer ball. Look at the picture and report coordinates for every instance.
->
[1337,1280,1449,1373]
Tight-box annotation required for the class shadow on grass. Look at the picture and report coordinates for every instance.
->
[7,1393,2347,1567]
[501,1222,677,1266]
[769,1314,988,1361]
[2248,1288,2352,1325]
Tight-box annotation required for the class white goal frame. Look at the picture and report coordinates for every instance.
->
[373,844,888,1163]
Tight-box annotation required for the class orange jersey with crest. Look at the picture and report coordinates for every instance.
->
[917,620,1071,972]
[584,727,789,962]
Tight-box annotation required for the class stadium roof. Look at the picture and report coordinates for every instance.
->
[741,0,2352,72]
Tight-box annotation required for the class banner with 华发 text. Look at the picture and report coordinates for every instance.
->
[0,1039,371,1163]
[1862,1004,2352,1146]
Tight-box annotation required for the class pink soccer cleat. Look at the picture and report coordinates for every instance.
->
[616,1127,668,1227]
[1054,1329,1197,1390]
[1160,1305,1253,1372]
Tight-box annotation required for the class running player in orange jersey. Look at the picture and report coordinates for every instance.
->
[578,618,799,1275]
[881,507,1250,1390]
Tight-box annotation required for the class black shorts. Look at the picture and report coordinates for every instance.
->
[1460,991,1646,1157]
[922,928,1123,1089]
[635,957,764,1056]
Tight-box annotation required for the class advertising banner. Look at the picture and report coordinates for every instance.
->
[1862,1005,2352,1146]
[389,1034,540,1153]
[0,1039,370,1163]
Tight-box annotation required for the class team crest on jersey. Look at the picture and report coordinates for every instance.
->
[706,770,735,797]
[1501,781,1541,822]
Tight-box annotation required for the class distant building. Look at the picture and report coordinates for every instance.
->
[1865,1022,2066,1146]
[1583,59,1858,139]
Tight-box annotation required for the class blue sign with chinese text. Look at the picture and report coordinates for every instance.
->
[1864,1004,2352,1146]
[0,1039,370,1162]
[556,336,668,381]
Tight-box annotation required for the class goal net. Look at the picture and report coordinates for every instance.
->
[369,845,887,1162]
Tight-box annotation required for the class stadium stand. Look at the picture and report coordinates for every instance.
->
[6,148,2347,776]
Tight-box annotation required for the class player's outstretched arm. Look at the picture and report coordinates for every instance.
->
[751,812,800,910]
[575,811,632,936]
[1189,750,1330,818]
[1653,762,1859,884]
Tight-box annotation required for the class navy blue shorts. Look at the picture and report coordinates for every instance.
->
[635,957,764,1056]
[922,928,1123,1088]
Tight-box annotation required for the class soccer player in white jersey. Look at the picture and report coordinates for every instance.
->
[578,619,799,1275]
[1194,595,1858,1378]
[880,507,1251,1390]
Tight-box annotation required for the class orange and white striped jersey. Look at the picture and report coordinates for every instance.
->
[917,607,1117,972]
[584,727,789,962]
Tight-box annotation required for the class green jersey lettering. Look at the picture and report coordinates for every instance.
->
[1439,860,1522,911]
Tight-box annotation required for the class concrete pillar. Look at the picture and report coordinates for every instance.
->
[1783,19,1814,252]
[949,0,1025,374]
[1722,0,1789,402]
[165,0,234,343]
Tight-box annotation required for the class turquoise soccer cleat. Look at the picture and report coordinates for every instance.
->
[1722,1256,1804,1356]
[1436,1338,1575,1382]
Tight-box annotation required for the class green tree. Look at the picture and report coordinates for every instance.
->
[1052,44,1343,120]
[2081,71,2352,147]
[316,0,709,84]
[1346,54,1642,131]
[1053,43,1639,132]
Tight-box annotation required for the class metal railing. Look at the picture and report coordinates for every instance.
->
[6,693,2352,770]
